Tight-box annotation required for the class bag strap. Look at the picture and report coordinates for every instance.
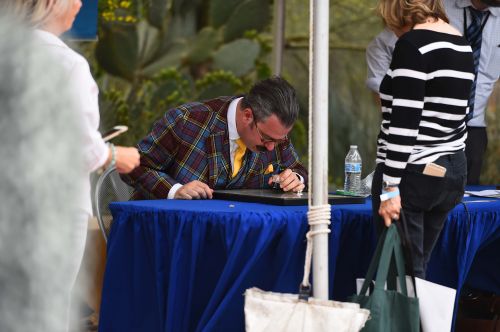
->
[359,224,408,296]
[395,209,418,296]
[396,209,417,277]
[374,225,409,296]
[397,210,423,331]
[393,230,409,294]
[359,226,388,296]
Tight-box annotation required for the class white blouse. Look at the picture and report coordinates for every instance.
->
[34,29,108,215]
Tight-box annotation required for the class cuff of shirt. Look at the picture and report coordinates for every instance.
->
[167,183,183,199]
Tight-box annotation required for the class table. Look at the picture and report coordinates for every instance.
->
[99,189,500,331]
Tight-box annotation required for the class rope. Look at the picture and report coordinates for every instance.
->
[301,204,331,288]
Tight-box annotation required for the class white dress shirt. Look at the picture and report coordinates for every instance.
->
[227,97,244,170]
[34,29,108,215]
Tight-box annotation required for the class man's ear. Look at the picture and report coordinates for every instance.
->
[242,108,253,123]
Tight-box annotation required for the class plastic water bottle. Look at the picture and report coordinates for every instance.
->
[344,145,362,194]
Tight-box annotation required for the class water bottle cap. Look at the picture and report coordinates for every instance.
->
[350,145,357,149]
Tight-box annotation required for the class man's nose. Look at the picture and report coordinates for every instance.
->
[265,142,275,151]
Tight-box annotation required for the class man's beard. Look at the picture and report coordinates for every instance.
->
[480,0,500,7]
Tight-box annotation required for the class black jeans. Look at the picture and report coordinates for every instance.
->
[465,126,487,185]
[372,151,467,278]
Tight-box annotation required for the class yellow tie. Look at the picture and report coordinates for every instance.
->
[232,138,247,177]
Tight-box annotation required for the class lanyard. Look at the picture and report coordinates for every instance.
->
[463,7,491,41]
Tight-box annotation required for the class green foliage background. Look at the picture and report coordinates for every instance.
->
[75,0,499,185]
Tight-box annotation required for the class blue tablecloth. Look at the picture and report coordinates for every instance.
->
[100,190,500,332]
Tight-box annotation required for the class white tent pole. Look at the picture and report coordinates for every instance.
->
[272,0,285,75]
[309,0,330,300]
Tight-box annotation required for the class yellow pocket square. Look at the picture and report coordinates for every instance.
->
[264,164,274,174]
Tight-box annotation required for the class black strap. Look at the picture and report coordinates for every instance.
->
[463,7,491,41]
[396,209,417,277]
[394,209,418,292]
[396,209,424,332]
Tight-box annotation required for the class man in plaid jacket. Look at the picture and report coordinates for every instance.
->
[124,76,308,200]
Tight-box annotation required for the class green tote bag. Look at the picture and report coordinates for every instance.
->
[349,224,420,332]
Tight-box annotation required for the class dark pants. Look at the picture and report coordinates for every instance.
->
[465,126,487,185]
[372,151,467,278]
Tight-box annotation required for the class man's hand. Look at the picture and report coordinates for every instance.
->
[268,168,305,193]
[174,180,214,200]
[378,187,401,227]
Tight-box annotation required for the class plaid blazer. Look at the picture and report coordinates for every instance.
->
[124,96,308,199]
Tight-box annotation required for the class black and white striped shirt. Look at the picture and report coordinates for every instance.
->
[377,29,474,185]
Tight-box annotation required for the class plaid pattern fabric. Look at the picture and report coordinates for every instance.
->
[124,96,308,199]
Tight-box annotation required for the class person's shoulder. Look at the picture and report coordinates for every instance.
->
[444,0,460,8]
[164,97,231,123]
[489,6,500,17]
[394,31,421,50]
[167,96,235,116]
[202,96,235,111]
[397,30,438,49]
[402,29,470,50]
[56,42,89,70]
[34,30,89,71]
[378,27,398,43]
[368,27,398,49]
[173,96,233,118]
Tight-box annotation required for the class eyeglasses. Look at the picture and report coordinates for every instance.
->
[254,121,288,144]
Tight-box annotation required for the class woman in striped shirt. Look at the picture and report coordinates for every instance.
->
[372,0,474,277]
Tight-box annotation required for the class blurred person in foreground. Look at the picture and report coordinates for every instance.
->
[2,0,141,329]
[124,76,307,200]
[0,13,80,332]
[366,0,500,185]
[371,0,474,278]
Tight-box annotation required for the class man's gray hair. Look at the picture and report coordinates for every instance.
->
[241,76,300,128]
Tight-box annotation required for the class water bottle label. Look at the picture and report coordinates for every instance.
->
[345,163,361,173]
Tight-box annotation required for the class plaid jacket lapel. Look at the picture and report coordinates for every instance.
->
[205,99,233,188]
[206,131,231,188]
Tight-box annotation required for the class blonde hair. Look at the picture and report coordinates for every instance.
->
[3,0,73,27]
[377,0,449,31]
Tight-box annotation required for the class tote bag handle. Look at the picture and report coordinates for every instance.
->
[359,224,409,296]
[394,209,418,286]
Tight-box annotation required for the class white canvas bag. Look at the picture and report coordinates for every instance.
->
[244,205,370,332]
[355,275,456,332]
[415,277,456,332]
